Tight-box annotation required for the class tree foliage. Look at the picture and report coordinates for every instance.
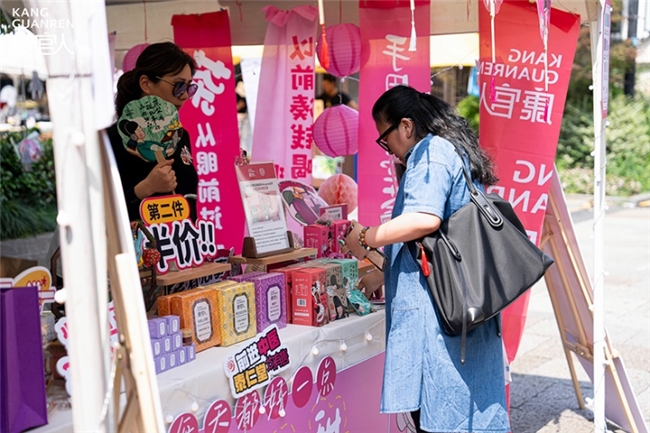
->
[0,131,57,239]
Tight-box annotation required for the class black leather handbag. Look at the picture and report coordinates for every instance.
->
[412,146,554,364]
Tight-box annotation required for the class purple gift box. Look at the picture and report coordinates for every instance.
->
[1,286,48,433]
[154,354,169,374]
[177,349,187,365]
[168,351,178,369]
[148,317,167,339]
[249,273,287,332]
[162,315,180,334]
[171,332,182,351]
[185,343,196,361]
[151,338,163,357]
[161,335,172,354]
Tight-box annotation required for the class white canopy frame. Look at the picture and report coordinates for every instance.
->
[6,0,624,431]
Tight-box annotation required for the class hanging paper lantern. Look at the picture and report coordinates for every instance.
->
[313,105,358,158]
[319,24,361,78]
[122,43,149,73]
[318,174,358,212]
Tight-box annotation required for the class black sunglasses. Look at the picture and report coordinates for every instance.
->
[156,77,198,99]
[375,122,400,153]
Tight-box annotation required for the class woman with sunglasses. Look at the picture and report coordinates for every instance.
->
[343,85,509,433]
[108,42,199,221]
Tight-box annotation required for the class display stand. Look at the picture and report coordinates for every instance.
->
[229,247,317,273]
[539,172,647,433]
[156,262,231,287]
[241,230,295,258]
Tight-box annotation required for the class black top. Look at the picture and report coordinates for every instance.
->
[317,91,351,108]
[107,123,199,221]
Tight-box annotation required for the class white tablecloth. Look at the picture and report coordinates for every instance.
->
[36,310,387,432]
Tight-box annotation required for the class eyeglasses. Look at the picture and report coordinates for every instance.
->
[156,77,198,99]
[375,122,400,153]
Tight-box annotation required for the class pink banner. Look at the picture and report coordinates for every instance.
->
[478,2,580,363]
[167,354,412,433]
[172,11,246,253]
[358,0,431,226]
[251,5,318,187]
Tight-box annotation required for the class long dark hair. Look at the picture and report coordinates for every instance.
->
[115,42,196,117]
[372,85,498,185]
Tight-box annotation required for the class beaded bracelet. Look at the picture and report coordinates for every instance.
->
[358,226,372,251]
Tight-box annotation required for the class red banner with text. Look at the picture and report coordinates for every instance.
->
[172,11,245,253]
[478,2,580,362]
[358,0,430,226]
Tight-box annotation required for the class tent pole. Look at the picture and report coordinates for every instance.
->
[589,0,609,432]
[22,0,111,430]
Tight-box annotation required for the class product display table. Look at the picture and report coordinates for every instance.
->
[35,310,387,432]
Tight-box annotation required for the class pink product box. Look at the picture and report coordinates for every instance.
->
[304,224,331,258]
[154,354,169,374]
[331,220,351,253]
[171,332,182,351]
[162,315,180,334]
[249,273,287,332]
[151,338,163,357]
[148,318,167,339]
[161,335,172,354]
[227,272,265,283]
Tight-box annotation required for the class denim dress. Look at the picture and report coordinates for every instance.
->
[381,134,510,433]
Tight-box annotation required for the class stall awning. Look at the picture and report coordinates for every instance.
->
[231,33,479,70]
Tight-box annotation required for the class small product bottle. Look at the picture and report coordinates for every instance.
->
[181,329,193,346]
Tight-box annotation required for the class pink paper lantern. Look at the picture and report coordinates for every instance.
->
[122,43,149,73]
[318,174,358,212]
[313,105,359,158]
[321,24,361,78]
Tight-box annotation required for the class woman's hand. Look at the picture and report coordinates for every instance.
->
[135,159,176,199]
[358,270,385,300]
[341,220,369,261]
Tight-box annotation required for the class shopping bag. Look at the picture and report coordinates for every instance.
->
[0,286,48,433]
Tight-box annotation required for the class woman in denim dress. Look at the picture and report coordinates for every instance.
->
[344,85,510,433]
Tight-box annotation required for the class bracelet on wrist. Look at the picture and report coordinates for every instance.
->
[358,226,372,251]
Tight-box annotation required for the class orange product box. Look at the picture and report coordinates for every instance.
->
[157,293,172,317]
[168,288,221,352]
[215,282,257,346]
[291,267,328,327]
[157,281,236,317]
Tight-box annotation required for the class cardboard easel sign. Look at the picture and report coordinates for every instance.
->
[138,194,219,274]
[0,261,56,314]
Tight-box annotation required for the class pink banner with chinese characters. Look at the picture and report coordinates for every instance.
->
[478,2,580,364]
[251,6,318,186]
[166,353,414,433]
[172,11,245,253]
[357,0,430,225]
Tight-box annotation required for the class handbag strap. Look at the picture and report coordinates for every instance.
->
[450,144,503,229]
[450,144,479,196]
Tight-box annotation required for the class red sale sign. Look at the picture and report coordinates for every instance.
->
[172,11,246,253]
[478,1,580,363]
[357,0,431,226]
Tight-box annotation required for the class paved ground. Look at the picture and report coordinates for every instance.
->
[1,194,648,432]
[509,201,650,432]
